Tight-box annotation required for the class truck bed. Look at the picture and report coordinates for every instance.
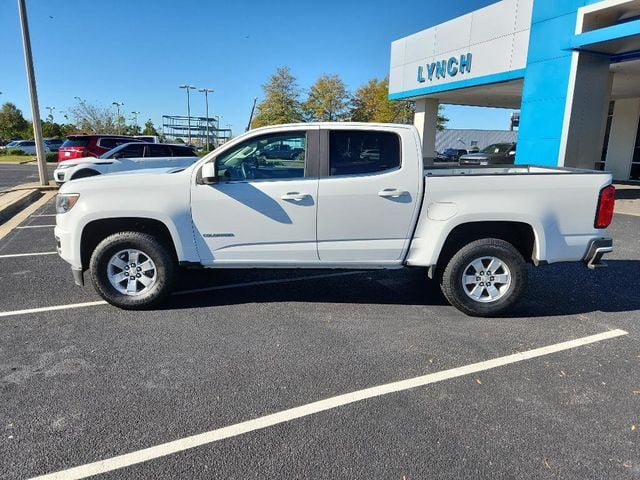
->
[424,164,602,177]
[407,164,612,267]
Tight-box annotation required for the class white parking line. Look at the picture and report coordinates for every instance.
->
[0,271,364,319]
[31,214,56,217]
[0,251,57,259]
[30,329,628,480]
[15,225,55,229]
[0,301,108,318]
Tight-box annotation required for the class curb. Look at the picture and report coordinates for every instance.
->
[0,182,58,227]
[0,189,43,225]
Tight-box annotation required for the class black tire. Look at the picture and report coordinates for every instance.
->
[90,231,175,310]
[440,238,527,317]
[71,169,100,180]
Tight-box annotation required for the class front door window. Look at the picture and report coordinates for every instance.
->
[217,133,306,182]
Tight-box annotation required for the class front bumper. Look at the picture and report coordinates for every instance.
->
[72,267,84,286]
[583,238,613,269]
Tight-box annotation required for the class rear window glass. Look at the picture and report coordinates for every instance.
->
[148,145,172,157]
[329,131,401,176]
[62,138,90,148]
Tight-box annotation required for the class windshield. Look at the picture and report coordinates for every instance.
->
[481,143,513,154]
[99,144,125,159]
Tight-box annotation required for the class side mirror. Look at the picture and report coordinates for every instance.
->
[201,162,217,184]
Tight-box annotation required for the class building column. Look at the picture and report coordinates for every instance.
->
[414,98,439,166]
[558,54,613,169]
[605,98,640,181]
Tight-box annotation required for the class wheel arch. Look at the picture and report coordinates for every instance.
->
[435,221,537,278]
[70,168,101,180]
[80,217,178,271]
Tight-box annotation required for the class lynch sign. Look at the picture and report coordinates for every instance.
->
[417,53,472,83]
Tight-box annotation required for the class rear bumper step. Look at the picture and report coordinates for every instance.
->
[583,238,613,269]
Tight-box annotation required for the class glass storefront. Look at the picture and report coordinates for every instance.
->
[599,101,640,181]
[631,118,640,181]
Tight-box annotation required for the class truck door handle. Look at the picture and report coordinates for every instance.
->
[281,192,310,201]
[378,188,406,198]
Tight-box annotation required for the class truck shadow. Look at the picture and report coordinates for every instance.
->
[164,260,640,318]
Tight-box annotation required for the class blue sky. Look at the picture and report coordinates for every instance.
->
[0,0,510,135]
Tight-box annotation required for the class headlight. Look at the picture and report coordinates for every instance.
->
[56,163,72,170]
[56,193,80,214]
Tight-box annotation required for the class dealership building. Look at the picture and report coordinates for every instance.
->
[389,0,640,180]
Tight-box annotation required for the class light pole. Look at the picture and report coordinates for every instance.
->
[179,84,196,144]
[45,105,55,122]
[130,111,140,133]
[198,88,214,151]
[112,101,124,134]
[17,0,48,186]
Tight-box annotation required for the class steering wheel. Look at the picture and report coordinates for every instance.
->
[240,157,257,179]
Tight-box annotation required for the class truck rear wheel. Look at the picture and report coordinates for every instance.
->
[440,238,527,317]
[90,231,175,309]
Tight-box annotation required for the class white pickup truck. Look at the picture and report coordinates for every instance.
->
[54,123,615,317]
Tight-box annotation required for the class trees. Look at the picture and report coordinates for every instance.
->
[303,74,351,121]
[251,67,304,128]
[69,100,118,134]
[142,119,159,136]
[249,70,449,130]
[350,78,448,129]
[0,102,29,139]
[350,78,417,124]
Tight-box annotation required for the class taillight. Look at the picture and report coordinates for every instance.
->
[594,185,615,229]
[58,147,87,162]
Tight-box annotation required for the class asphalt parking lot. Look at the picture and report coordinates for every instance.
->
[0,198,638,480]
[0,164,56,191]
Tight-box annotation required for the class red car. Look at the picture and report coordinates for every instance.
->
[58,135,143,162]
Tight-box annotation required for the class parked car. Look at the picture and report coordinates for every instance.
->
[459,143,516,165]
[435,148,468,162]
[4,140,51,155]
[57,135,144,162]
[55,123,614,317]
[53,142,198,184]
[134,135,161,143]
[0,140,21,150]
[260,143,304,159]
[44,138,64,152]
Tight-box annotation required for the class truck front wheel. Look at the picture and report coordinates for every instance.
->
[89,231,176,309]
[440,238,528,317]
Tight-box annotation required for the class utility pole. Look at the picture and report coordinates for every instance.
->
[17,0,48,186]
[246,97,258,132]
[112,101,124,134]
[179,84,196,144]
[198,88,214,151]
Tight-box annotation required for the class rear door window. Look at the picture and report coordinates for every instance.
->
[148,145,172,157]
[328,131,401,176]
[115,144,145,158]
